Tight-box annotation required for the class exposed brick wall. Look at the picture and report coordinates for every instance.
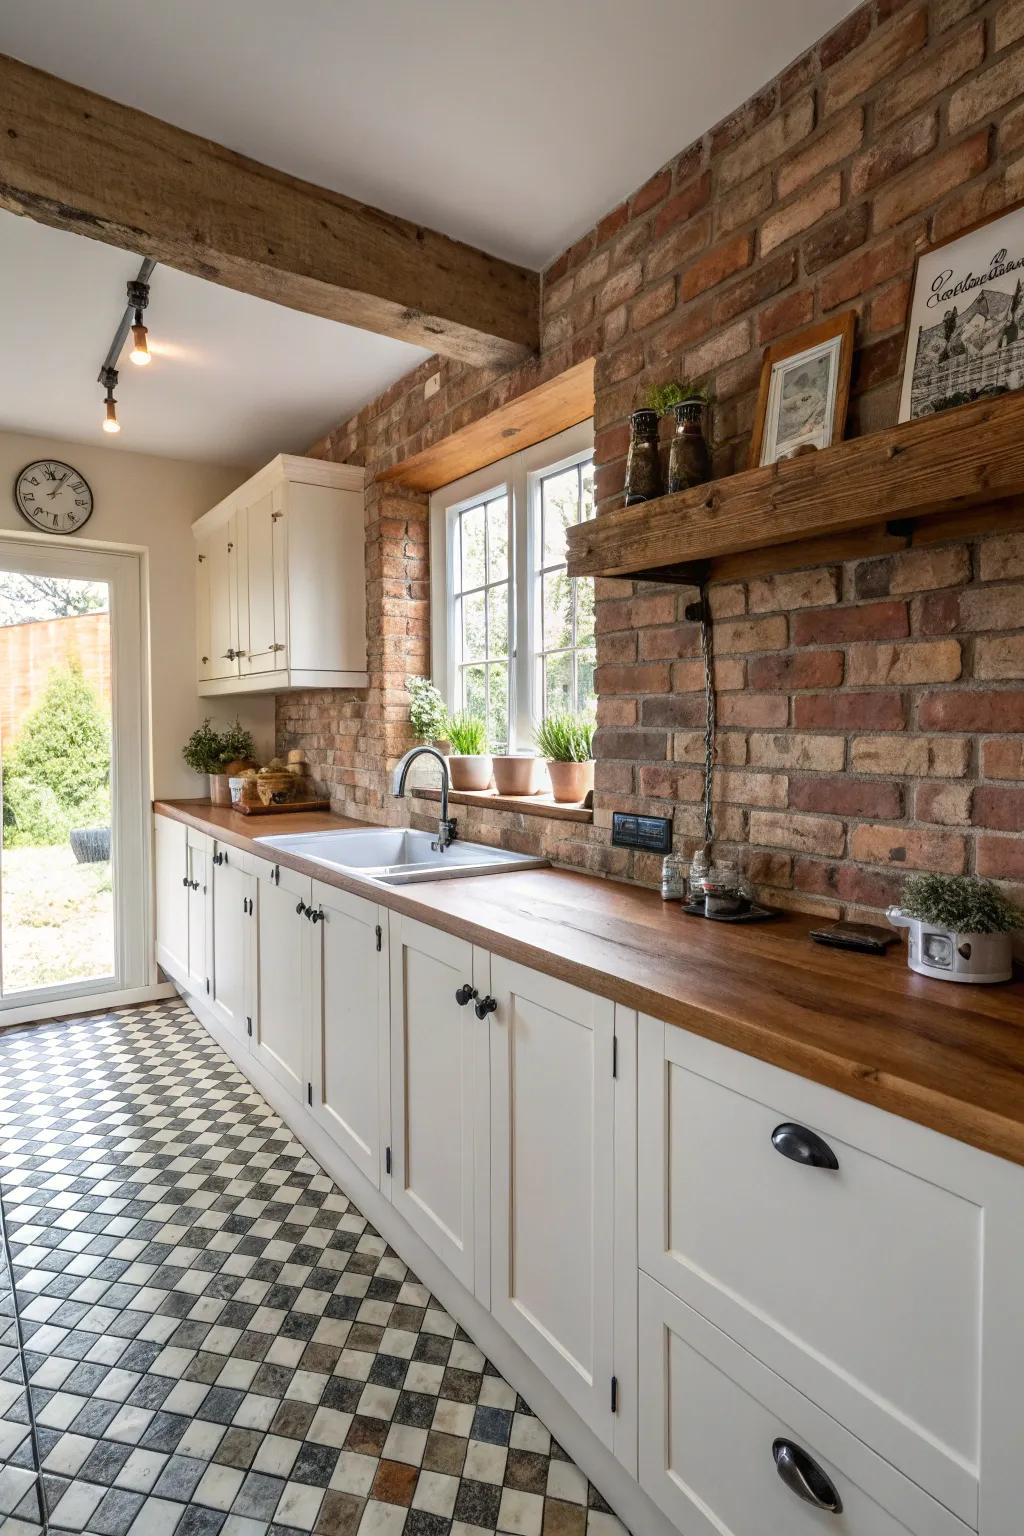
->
[291,0,1024,914]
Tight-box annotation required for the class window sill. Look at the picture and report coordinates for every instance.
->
[412,786,593,824]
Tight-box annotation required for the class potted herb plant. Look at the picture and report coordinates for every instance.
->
[535,712,595,803]
[183,718,256,805]
[445,713,492,791]
[646,380,713,494]
[408,675,451,754]
[887,874,1023,984]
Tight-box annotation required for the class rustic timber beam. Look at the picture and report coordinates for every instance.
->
[0,53,539,368]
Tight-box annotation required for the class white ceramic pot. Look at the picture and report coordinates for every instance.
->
[887,907,1013,984]
[448,754,493,791]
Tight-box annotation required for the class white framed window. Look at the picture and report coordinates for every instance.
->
[430,421,594,754]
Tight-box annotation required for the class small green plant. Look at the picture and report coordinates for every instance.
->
[408,676,450,743]
[535,713,595,763]
[2,665,110,846]
[900,874,1024,934]
[182,719,255,776]
[644,380,713,416]
[446,714,487,755]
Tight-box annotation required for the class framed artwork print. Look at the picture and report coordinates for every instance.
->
[750,312,855,469]
[899,201,1024,422]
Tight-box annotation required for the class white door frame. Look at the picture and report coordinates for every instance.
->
[0,533,153,1023]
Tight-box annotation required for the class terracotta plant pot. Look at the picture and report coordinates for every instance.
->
[491,755,543,796]
[448,754,493,791]
[209,773,232,806]
[546,759,594,804]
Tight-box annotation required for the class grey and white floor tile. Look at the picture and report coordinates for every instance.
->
[0,999,628,1536]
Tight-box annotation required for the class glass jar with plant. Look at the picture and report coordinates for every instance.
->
[646,381,713,494]
[887,873,1024,984]
[535,712,596,803]
[182,718,256,805]
[445,713,492,791]
[408,676,450,751]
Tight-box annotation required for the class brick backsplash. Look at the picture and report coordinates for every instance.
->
[286,0,1024,917]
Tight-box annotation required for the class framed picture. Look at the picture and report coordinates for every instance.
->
[750,313,856,469]
[899,201,1024,422]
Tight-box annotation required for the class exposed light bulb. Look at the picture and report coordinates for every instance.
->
[129,318,151,366]
[103,392,120,433]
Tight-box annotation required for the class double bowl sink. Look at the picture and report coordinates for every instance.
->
[256,827,548,885]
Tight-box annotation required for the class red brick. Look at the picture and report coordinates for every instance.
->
[749,810,846,856]
[849,824,966,873]
[794,859,903,909]
[750,732,846,770]
[757,289,816,345]
[685,318,752,378]
[972,784,1024,831]
[719,693,789,728]
[846,640,962,685]
[976,636,1024,679]
[713,769,788,807]
[817,232,913,311]
[824,8,929,113]
[719,95,816,190]
[637,764,705,800]
[819,6,873,69]
[595,202,629,246]
[912,591,961,636]
[874,133,990,231]
[875,22,985,129]
[761,174,842,256]
[960,584,1024,631]
[950,52,1024,133]
[630,279,676,332]
[646,213,713,280]
[915,782,974,825]
[713,251,796,326]
[804,204,870,273]
[747,850,794,887]
[654,173,712,237]
[870,279,911,333]
[682,233,753,301]
[594,728,667,761]
[855,546,971,597]
[980,531,1024,581]
[748,568,840,613]
[713,616,788,653]
[599,263,643,313]
[629,168,671,217]
[995,0,1024,49]
[717,171,774,235]
[850,735,970,775]
[793,601,909,645]
[794,691,906,729]
[852,111,939,196]
[982,739,1024,779]
[672,657,745,692]
[777,109,864,200]
[652,301,715,358]
[592,661,670,695]
[639,695,707,728]
[977,834,1024,880]
[748,652,845,690]
[918,690,1024,730]
[596,591,677,632]
[790,777,902,817]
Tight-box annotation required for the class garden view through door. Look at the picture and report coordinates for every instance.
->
[0,565,115,996]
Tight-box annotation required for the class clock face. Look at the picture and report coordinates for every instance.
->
[14,460,94,536]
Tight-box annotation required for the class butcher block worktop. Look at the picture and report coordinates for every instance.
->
[156,800,1024,1166]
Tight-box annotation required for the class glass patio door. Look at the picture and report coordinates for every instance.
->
[0,537,148,1021]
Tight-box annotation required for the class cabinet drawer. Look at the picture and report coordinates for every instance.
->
[639,1272,970,1536]
[638,1016,982,1525]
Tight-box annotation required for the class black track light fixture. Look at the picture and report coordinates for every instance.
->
[127,278,151,365]
[101,366,120,434]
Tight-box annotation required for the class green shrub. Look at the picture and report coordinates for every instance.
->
[2,665,111,846]
[408,676,449,743]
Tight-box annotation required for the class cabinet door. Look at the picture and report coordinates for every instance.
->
[195,542,212,684]
[186,837,209,996]
[252,861,310,1102]
[308,882,388,1188]
[208,844,254,1047]
[489,956,616,1446]
[204,520,240,680]
[389,915,487,1293]
[154,815,188,983]
[240,490,286,675]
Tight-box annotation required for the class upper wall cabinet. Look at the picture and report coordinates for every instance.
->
[194,454,368,695]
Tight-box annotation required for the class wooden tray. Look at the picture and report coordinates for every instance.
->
[233,798,330,816]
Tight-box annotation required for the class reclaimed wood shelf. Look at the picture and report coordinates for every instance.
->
[566,392,1024,585]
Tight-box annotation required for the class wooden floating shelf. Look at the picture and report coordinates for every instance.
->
[566,392,1024,584]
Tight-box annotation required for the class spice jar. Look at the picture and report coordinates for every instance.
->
[661,853,687,902]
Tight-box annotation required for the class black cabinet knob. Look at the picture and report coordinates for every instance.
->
[296,899,307,915]
[771,1122,839,1171]
[309,908,323,924]
[772,1439,842,1513]
[455,984,477,1006]
[182,875,189,887]
[474,995,497,1020]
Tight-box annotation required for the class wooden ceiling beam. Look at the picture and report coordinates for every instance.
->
[0,53,539,368]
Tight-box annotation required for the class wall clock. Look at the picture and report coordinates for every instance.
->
[14,460,95,536]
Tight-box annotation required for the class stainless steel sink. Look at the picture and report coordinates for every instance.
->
[255,827,548,885]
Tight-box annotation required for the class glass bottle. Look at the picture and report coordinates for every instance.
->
[623,409,663,506]
[661,853,687,902]
[667,400,710,494]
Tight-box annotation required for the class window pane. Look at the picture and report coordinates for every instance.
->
[575,575,595,646]
[487,662,508,753]
[542,468,579,567]
[576,646,597,716]
[544,650,572,717]
[461,590,487,662]
[461,504,486,591]
[487,496,509,583]
[581,462,595,521]
[462,664,486,721]
[542,569,572,652]
[487,584,508,658]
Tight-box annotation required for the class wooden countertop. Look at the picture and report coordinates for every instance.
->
[156,800,1024,1168]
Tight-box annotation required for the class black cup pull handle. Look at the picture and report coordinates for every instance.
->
[474,995,497,1020]
[773,1439,842,1513]
[771,1122,839,1171]
[455,984,477,1006]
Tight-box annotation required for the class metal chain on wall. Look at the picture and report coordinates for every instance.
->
[698,581,716,850]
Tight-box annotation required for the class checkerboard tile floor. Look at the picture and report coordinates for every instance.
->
[0,999,628,1536]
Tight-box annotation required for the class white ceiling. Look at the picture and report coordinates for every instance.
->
[0,0,859,465]
[0,211,431,465]
[1,0,859,269]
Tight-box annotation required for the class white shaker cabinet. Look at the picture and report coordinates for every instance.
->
[185,830,210,998]
[251,859,311,1103]
[194,454,367,697]
[488,955,618,1449]
[207,841,255,1049]
[388,914,489,1296]
[154,814,189,983]
[307,879,390,1190]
